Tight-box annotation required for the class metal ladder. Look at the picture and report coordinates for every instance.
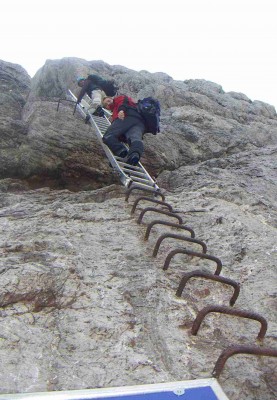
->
[68,90,160,193]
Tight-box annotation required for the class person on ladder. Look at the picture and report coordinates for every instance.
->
[77,75,107,119]
[102,95,145,166]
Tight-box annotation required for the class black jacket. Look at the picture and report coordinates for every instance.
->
[77,79,101,103]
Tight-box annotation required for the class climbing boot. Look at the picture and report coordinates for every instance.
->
[126,152,140,166]
[85,115,91,124]
[117,149,128,159]
[93,106,105,117]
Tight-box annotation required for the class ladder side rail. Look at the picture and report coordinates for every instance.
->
[81,91,158,188]
[88,115,134,187]
[68,90,160,191]
[86,114,159,190]
[90,111,156,187]
[68,90,132,187]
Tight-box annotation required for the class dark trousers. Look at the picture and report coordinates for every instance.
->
[103,116,145,158]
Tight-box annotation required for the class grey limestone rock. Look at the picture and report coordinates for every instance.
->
[1,57,276,189]
[0,58,277,400]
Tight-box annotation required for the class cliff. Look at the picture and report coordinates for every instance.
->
[0,58,276,400]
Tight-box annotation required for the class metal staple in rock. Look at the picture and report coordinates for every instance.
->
[152,233,207,257]
[137,207,183,225]
[125,187,165,202]
[212,344,277,378]
[191,305,268,339]
[176,270,240,306]
[126,190,275,388]
[163,248,223,275]
[144,220,195,240]
[131,196,173,215]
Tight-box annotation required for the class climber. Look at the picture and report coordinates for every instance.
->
[76,75,106,118]
[102,95,145,166]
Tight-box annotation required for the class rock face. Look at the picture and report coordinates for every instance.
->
[0,58,277,189]
[0,59,277,400]
[0,61,31,178]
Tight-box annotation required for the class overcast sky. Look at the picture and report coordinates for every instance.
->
[1,0,277,109]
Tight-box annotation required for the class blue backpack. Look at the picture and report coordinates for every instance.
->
[137,97,161,135]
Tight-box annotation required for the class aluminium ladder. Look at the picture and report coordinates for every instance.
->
[68,90,160,193]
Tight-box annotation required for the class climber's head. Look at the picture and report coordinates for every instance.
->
[77,77,85,87]
[102,97,114,110]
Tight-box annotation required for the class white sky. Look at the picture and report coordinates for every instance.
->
[1,0,277,109]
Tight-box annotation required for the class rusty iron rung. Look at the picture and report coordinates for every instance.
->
[191,305,268,339]
[137,207,183,225]
[131,196,173,215]
[212,344,277,378]
[153,233,207,257]
[163,248,222,275]
[56,98,76,112]
[145,220,195,240]
[176,270,240,306]
[125,186,165,202]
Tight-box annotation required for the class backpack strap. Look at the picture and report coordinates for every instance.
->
[118,96,128,112]
[120,96,137,112]
[119,96,143,123]
[123,96,129,107]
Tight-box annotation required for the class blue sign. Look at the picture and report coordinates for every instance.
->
[0,379,229,400]
[76,386,219,400]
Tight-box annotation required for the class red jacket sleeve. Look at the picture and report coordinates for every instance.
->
[111,96,137,120]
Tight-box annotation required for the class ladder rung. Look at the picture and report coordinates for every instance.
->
[119,162,156,184]
[119,162,143,172]
[120,163,145,173]
[94,119,109,128]
[130,181,158,191]
[130,176,156,186]
[67,89,160,192]
[122,169,148,178]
